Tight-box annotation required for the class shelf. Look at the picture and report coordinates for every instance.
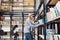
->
[2,2,10,3]
[39,24,45,27]
[1,24,24,26]
[47,16,60,23]
[12,5,34,7]
[48,0,59,5]
[44,0,59,5]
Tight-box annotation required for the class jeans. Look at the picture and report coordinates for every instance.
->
[25,33,33,40]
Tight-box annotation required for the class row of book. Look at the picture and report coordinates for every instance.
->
[0,6,34,12]
[46,1,60,21]
[0,0,34,11]
[1,2,33,6]
[38,1,60,25]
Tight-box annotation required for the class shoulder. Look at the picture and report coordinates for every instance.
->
[25,18,31,24]
[26,18,30,22]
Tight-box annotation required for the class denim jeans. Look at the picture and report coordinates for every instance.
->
[25,33,33,40]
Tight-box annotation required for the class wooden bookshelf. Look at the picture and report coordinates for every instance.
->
[49,0,59,5]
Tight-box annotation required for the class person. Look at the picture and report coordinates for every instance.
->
[0,25,7,35]
[10,25,19,40]
[24,13,41,40]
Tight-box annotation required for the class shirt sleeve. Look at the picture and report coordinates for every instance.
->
[33,23,40,27]
[28,20,40,28]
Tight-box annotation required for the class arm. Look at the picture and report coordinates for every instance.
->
[33,22,40,27]
[28,20,40,28]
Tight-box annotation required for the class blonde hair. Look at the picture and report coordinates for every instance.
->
[28,13,34,20]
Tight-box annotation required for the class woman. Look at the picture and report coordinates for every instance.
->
[24,13,40,40]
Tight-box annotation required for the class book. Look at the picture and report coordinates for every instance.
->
[46,11,53,21]
[55,1,60,16]
[46,8,57,21]
[54,7,59,17]
[50,8,56,18]
[38,18,44,25]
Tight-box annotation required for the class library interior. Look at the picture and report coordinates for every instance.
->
[0,0,60,40]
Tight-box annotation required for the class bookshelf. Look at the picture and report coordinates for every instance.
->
[35,0,60,40]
